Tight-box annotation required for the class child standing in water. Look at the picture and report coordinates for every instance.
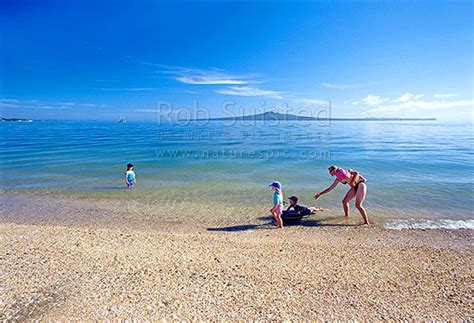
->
[125,163,136,189]
[269,181,284,228]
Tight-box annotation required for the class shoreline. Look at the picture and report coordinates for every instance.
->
[1,191,472,231]
[1,193,473,320]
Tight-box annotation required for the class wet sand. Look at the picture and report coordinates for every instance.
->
[1,193,473,320]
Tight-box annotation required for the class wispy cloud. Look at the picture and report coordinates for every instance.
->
[176,75,254,85]
[172,68,261,85]
[0,99,20,103]
[344,100,361,106]
[216,86,283,99]
[1,99,40,105]
[96,87,161,91]
[0,99,107,110]
[0,102,20,108]
[139,62,263,85]
[173,89,200,94]
[393,92,424,103]
[434,93,459,99]
[1,99,46,109]
[136,62,287,98]
[322,82,376,90]
[362,94,390,106]
[133,109,157,112]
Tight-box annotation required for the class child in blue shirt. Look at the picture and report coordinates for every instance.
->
[269,181,283,228]
[125,163,136,189]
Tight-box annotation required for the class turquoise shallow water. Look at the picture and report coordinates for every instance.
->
[1,120,473,228]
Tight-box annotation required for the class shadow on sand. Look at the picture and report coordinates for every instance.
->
[207,224,265,232]
[207,215,357,232]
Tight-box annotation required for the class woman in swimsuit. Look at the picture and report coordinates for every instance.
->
[314,165,369,225]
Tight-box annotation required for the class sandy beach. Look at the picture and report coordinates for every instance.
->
[0,193,472,320]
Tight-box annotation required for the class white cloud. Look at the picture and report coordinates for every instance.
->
[434,93,458,99]
[141,62,262,85]
[362,95,389,106]
[361,95,474,116]
[322,82,376,90]
[174,69,261,85]
[393,93,424,103]
[216,86,283,99]
[176,76,252,85]
[387,99,473,110]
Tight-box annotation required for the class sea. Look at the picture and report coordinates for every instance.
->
[1,119,473,229]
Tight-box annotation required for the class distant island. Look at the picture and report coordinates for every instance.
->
[203,111,436,121]
[1,117,33,122]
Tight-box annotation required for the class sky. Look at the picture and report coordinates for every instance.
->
[1,0,473,121]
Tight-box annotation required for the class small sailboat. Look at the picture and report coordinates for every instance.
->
[118,114,126,123]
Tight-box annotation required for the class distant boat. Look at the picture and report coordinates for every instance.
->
[118,115,126,123]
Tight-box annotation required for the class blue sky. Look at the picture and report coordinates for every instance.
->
[1,0,473,121]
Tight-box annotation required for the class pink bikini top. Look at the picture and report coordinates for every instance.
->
[335,168,351,182]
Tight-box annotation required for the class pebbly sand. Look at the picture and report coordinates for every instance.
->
[1,193,473,320]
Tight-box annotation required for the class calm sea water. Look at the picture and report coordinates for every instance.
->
[1,120,473,229]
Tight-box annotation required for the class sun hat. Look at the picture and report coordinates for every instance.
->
[268,181,282,190]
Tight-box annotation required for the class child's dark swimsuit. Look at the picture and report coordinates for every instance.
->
[284,204,312,216]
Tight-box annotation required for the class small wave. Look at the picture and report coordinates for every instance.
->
[385,219,474,230]
[385,220,474,230]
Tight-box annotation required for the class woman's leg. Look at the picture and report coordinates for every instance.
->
[342,188,356,216]
[355,183,369,225]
